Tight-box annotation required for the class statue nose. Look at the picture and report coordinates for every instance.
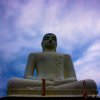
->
[49,40,52,43]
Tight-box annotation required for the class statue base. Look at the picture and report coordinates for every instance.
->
[8,88,97,97]
[0,96,99,100]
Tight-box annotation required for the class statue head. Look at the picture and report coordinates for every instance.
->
[41,33,57,52]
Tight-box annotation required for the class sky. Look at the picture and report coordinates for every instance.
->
[0,0,100,97]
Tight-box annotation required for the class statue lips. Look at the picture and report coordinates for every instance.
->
[47,42,55,47]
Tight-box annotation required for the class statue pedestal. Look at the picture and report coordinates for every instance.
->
[8,88,97,97]
[0,96,99,100]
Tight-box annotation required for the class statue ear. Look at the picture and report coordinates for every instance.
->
[41,41,44,48]
[41,41,45,52]
[41,42,43,47]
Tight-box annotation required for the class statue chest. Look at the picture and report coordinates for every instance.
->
[35,52,65,80]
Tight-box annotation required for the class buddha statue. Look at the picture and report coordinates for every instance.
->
[7,33,98,96]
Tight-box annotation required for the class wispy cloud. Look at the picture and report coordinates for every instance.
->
[74,40,100,92]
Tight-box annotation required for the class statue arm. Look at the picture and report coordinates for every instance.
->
[64,54,77,81]
[24,53,36,79]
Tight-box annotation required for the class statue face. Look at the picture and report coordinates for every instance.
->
[42,33,57,51]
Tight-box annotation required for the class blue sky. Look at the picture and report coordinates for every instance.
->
[0,0,100,97]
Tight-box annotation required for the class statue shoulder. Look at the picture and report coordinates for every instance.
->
[28,52,38,59]
[28,52,42,58]
[64,54,71,58]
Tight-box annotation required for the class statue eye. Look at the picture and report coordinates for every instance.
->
[51,36,56,41]
[45,36,50,40]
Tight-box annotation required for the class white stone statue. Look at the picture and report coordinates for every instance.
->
[7,33,98,96]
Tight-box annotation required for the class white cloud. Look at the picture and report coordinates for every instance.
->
[15,0,45,30]
[1,0,100,64]
[6,0,99,53]
[0,35,42,62]
[74,41,100,85]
